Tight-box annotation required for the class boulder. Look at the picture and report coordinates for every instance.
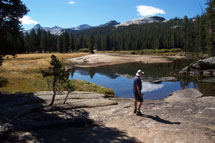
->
[160,76,178,82]
[151,79,162,84]
[199,78,215,83]
[189,70,202,76]
[165,88,203,103]
[178,57,215,77]
[201,54,209,59]
[191,62,201,69]
[151,77,177,83]
[198,57,215,70]
[181,66,190,72]
[203,70,213,76]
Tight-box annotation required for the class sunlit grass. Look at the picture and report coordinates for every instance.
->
[0,73,48,93]
[131,48,182,56]
[0,52,114,96]
[96,50,131,55]
[96,49,182,56]
[1,52,89,73]
[71,79,114,97]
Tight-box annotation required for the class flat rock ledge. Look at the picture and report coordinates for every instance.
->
[1,89,215,143]
[66,53,184,68]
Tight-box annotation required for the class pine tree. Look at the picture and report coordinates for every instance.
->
[182,16,189,53]
[69,33,75,52]
[47,55,74,106]
[40,31,47,52]
[57,35,63,53]
[105,35,111,51]
[37,28,42,52]
[62,31,69,53]
[24,32,31,53]
[29,29,37,52]
[0,0,28,65]
[88,35,95,54]
[206,0,215,56]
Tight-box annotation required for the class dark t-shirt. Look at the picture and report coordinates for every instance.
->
[133,76,142,94]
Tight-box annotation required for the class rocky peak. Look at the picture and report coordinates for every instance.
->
[99,20,120,27]
[34,24,41,28]
[71,24,92,31]
[115,16,165,27]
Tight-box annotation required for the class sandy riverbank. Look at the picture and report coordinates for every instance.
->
[67,53,185,67]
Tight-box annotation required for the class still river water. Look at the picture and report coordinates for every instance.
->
[69,59,215,100]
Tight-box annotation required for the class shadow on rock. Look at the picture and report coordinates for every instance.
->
[141,114,181,125]
[0,93,139,143]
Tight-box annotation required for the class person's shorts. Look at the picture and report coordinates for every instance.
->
[134,92,143,102]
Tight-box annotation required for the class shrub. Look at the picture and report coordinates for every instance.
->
[79,48,89,52]
[0,77,8,87]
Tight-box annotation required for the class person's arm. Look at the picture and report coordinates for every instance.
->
[136,85,143,96]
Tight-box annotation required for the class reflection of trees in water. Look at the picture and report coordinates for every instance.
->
[74,66,119,79]
[178,75,199,89]
[178,75,215,97]
[178,75,196,89]
[88,67,96,79]
[69,59,194,80]
[74,59,192,79]
[68,68,75,77]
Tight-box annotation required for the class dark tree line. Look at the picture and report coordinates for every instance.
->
[73,15,211,54]
[20,13,214,56]
[1,0,215,57]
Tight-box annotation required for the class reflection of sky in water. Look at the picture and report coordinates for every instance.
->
[141,82,164,92]
[70,71,197,100]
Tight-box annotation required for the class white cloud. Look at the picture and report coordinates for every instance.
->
[68,1,75,5]
[141,82,164,92]
[136,5,166,17]
[19,16,39,25]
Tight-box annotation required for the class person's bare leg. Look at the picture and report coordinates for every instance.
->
[134,100,137,108]
[134,100,137,113]
[138,101,143,111]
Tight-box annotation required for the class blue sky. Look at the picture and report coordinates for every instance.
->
[20,0,207,30]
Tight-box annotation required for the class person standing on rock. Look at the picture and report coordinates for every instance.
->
[133,69,144,116]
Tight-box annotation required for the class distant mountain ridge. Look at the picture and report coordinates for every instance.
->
[26,16,165,35]
[26,20,120,35]
[27,24,64,35]
[70,24,92,31]
[115,16,165,27]
[98,20,120,27]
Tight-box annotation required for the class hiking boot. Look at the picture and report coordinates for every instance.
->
[136,111,142,116]
[134,108,137,113]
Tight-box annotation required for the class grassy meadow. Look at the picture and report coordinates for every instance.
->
[95,49,183,56]
[0,53,114,96]
[130,48,183,55]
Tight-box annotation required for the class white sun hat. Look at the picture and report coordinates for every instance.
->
[136,69,144,76]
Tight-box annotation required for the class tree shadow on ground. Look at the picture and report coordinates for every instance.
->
[140,114,181,125]
[0,93,140,143]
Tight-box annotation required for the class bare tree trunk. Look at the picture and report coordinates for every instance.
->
[63,91,70,104]
[50,69,56,106]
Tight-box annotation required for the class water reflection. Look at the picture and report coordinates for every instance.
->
[72,60,194,80]
[141,82,164,92]
[69,59,214,100]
